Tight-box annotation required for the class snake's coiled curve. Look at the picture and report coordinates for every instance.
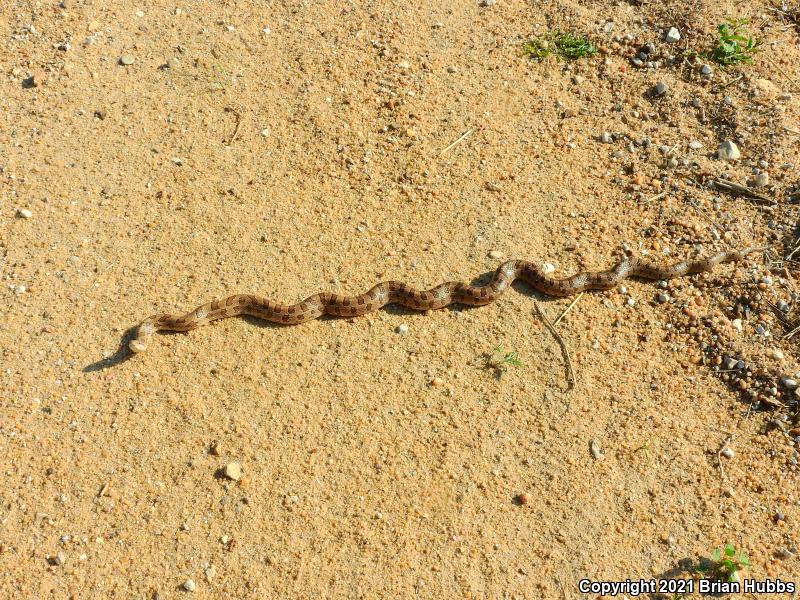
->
[130,248,761,353]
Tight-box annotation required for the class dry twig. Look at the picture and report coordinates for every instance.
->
[439,128,473,156]
[534,302,576,391]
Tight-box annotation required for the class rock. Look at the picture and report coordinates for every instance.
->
[204,566,216,581]
[119,55,135,66]
[16,208,32,218]
[767,348,785,360]
[514,493,529,505]
[664,27,681,43]
[731,318,743,332]
[723,357,738,370]
[182,579,196,592]
[600,131,613,144]
[571,75,584,85]
[653,81,668,96]
[721,446,734,459]
[542,262,555,274]
[481,0,496,5]
[718,141,741,160]
[688,140,702,150]
[166,57,180,69]
[209,441,221,456]
[700,64,713,75]
[754,172,769,187]
[395,324,408,334]
[589,439,602,459]
[51,551,66,566]
[397,60,410,70]
[223,462,241,481]
[488,250,504,259]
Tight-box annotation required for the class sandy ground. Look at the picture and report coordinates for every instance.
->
[2,0,799,598]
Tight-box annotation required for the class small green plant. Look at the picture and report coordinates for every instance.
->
[487,346,522,376]
[635,441,651,462]
[524,31,597,61]
[696,543,751,583]
[709,18,762,66]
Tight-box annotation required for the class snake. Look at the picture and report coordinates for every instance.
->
[129,248,761,353]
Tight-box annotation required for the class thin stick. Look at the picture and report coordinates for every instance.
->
[716,434,734,482]
[643,191,667,204]
[534,302,576,391]
[553,292,584,327]
[439,128,473,156]
[767,56,800,93]
[224,106,243,146]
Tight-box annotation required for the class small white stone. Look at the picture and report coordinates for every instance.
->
[223,462,241,481]
[542,262,555,274]
[767,348,785,360]
[653,81,668,96]
[135,10,144,17]
[731,318,743,332]
[183,578,196,592]
[397,60,410,70]
[688,140,702,150]
[395,324,408,334]
[488,250,503,259]
[204,566,216,581]
[721,447,734,459]
[754,172,769,187]
[262,27,271,34]
[16,208,33,218]
[600,131,613,143]
[781,377,798,390]
[718,140,741,160]
[664,27,681,43]
[700,64,713,75]
[52,551,66,566]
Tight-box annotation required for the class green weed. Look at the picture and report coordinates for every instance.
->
[709,19,762,66]
[524,31,597,61]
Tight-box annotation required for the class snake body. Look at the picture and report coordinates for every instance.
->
[129,249,759,353]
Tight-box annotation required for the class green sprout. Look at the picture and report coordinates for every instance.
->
[696,543,751,583]
[709,19,762,66]
[524,31,597,61]
[487,346,523,376]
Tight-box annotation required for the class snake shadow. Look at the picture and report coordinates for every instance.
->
[82,269,556,372]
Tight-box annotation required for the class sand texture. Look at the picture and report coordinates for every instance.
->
[1,0,799,598]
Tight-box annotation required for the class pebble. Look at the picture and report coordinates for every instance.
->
[260,128,270,137]
[166,57,180,69]
[480,0,496,5]
[395,324,408,334]
[209,440,221,456]
[656,292,670,303]
[397,60,410,70]
[119,55,135,66]
[653,81,668,96]
[431,377,444,387]
[447,65,457,73]
[718,140,741,160]
[205,566,216,581]
[589,439,602,459]
[542,262,555,274]
[754,172,769,187]
[700,64,713,75]
[600,131,613,144]
[688,140,703,150]
[223,462,241,481]
[721,446,735,459]
[626,298,636,307]
[52,551,66,566]
[664,27,681,43]
[182,579,196,592]
[488,250,503,259]
[731,318,743,332]
[767,348,785,360]
[515,493,529,505]
[16,208,32,218]
[782,377,798,390]
[723,357,739,370]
